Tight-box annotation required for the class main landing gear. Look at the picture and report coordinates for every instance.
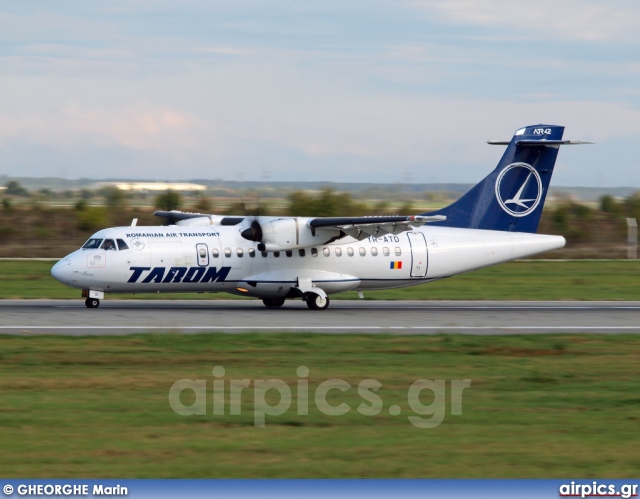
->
[262,297,286,308]
[304,292,330,310]
[85,298,100,308]
[260,293,330,310]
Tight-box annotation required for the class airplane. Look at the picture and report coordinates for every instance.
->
[51,124,589,310]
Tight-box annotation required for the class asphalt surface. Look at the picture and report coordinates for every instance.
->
[1,299,639,335]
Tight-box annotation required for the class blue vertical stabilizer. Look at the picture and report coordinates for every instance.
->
[426,124,576,233]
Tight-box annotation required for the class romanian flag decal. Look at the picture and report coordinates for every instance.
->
[389,261,402,270]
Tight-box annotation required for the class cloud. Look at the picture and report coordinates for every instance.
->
[409,0,640,42]
[195,46,256,57]
[1,1,639,186]
[0,105,197,156]
[67,106,195,150]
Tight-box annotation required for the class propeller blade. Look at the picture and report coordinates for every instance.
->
[240,220,263,242]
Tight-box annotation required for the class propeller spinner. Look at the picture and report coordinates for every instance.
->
[240,219,263,243]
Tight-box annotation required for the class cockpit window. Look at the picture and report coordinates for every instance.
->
[82,239,103,249]
[100,239,117,251]
[117,239,129,250]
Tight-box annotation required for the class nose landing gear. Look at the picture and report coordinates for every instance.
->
[82,290,104,309]
[85,298,100,308]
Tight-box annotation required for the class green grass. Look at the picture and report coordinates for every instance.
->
[0,333,639,477]
[2,259,639,300]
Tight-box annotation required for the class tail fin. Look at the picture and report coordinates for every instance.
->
[426,124,587,233]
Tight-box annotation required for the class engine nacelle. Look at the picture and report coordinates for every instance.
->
[260,218,299,249]
[258,218,341,251]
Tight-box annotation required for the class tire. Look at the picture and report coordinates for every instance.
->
[305,293,330,310]
[262,297,286,308]
[85,298,100,309]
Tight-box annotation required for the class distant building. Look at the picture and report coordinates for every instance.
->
[93,182,206,193]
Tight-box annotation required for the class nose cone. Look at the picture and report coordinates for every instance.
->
[51,258,73,284]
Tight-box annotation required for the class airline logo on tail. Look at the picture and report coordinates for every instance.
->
[494,163,543,217]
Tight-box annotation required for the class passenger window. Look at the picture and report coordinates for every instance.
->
[371,247,378,256]
[359,247,366,256]
[117,239,129,251]
[311,248,318,257]
[224,248,231,258]
[274,251,280,258]
[335,247,342,257]
[261,251,268,257]
[323,248,330,257]
[237,248,244,257]
[383,247,390,256]
[82,238,103,249]
[395,247,402,256]
[199,248,207,258]
[212,248,219,258]
[100,239,116,251]
[286,250,292,257]
[299,249,306,257]
[249,248,255,258]
[347,247,354,257]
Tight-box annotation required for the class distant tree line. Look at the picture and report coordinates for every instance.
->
[2,179,640,258]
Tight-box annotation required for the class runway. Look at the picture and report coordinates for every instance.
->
[1,299,640,335]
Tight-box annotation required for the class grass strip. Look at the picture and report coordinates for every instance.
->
[1,259,639,301]
[0,333,638,477]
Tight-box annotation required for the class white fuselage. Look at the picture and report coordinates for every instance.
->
[51,224,565,299]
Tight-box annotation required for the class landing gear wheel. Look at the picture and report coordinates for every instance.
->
[305,293,329,310]
[262,297,286,308]
[85,298,100,309]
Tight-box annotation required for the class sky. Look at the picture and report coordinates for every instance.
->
[1,1,640,187]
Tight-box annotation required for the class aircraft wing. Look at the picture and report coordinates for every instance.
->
[153,210,206,222]
[153,210,245,226]
[154,210,446,242]
[308,215,446,240]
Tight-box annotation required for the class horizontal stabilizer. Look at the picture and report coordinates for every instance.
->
[488,139,592,146]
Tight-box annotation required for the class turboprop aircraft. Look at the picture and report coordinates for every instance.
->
[51,124,589,310]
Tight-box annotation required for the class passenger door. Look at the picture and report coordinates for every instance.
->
[407,232,428,278]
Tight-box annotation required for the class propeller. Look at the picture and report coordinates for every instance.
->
[238,188,266,247]
[240,219,263,242]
